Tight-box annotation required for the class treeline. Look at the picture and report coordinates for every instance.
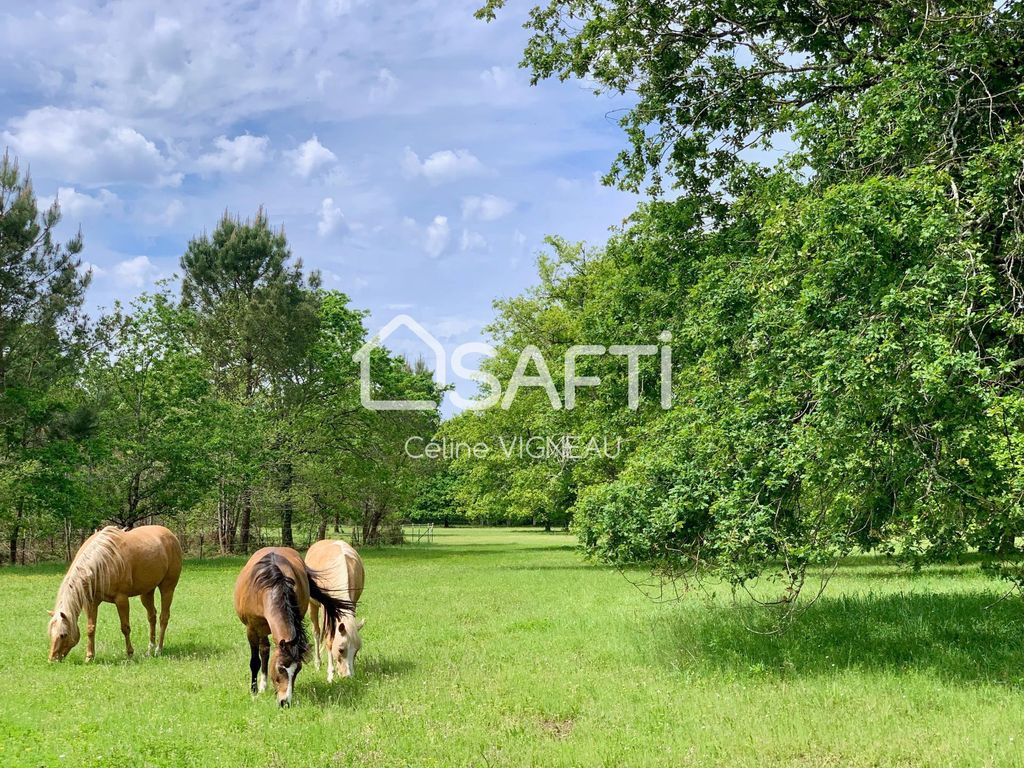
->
[445,0,1024,595]
[0,152,440,563]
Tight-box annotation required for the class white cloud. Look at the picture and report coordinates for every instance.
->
[113,256,159,289]
[197,134,270,174]
[158,172,185,188]
[79,261,106,279]
[461,194,514,222]
[0,0,642,334]
[402,147,484,184]
[287,136,337,178]
[369,68,399,104]
[432,316,482,339]
[151,199,185,228]
[317,197,347,237]
[315,69,333,93]
[480,66,515,90]
[41,187,120,221]
[424,215,450,257]
[2,107,172,185]
[460,229,488,252]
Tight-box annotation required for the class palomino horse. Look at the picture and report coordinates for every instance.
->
[305,539,365,680]
[48,525,182,662]
[234,547,353,707]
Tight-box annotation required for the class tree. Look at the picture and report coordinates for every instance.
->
[86,289,216,529]
[180,209,321,551]
[340,352,442,544]
[0,151,92,563]
[458,0,1024,601]
[479,0,1024,201]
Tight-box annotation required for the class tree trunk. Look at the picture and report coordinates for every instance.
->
[997,529,1016,555]
[280,460,294,547]
[8,500,23,565]
[125,471,143,530]
[238,486,251,553]
[217,480,232,554]
[361,500,386,545]
[238,352,257,553]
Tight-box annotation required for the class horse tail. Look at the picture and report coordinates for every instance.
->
[306,566,355,641]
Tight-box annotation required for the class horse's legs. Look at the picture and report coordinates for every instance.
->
[258,635,271,694]
[85,601,99,662]
[156,583,175,654]
[247,628,261,694]
[309,602,322,670]
[114,595,133,658]
[140,590,157,655]
[326,624,336,683]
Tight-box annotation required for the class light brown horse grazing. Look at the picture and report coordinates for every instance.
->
[48,525,182,662]
[234,547,353,707]
[305,539,365,681]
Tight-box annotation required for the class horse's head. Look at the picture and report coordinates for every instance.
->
[269,638,303,707]
[330,616,365,678]
[47,610,79,661]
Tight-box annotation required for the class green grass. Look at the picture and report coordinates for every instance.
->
[2,528,1023,767]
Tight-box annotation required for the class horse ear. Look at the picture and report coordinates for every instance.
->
[357,619,365,630]
[47,610,54,617]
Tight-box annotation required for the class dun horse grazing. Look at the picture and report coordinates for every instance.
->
[234,547,353,707]
[305,539,365,680]
[48,525,182,662]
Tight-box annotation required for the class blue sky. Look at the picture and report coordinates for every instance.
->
[0,1,639,410]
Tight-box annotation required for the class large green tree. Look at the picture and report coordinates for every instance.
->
[86,290,216,529]
[462,0,1024,599]
[0,152,92,563]
[180,209,321,551]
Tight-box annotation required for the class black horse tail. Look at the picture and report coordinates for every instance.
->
[306,566,355,640]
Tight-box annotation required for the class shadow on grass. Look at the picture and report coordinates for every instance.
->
[364,544,577,561]
[301,655,416,708]
[498,563,602,572]
[81,639,228,665]
[654,591,1024,687]
[836,552,999,569]
[157,639,230,661]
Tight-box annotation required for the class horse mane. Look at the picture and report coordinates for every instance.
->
[55,526,128,617]
[252,553,310,662]
[306,566,356,641]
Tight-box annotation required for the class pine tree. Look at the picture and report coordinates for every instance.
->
[0,151,91,563]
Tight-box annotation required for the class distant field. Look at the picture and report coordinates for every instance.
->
[1,528,1022,767]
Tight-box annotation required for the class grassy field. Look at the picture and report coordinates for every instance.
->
[1,528,1023,767]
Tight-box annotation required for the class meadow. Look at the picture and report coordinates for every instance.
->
[1,528,1023,767]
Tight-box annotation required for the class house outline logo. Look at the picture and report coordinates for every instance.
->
[353,314,444,411]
